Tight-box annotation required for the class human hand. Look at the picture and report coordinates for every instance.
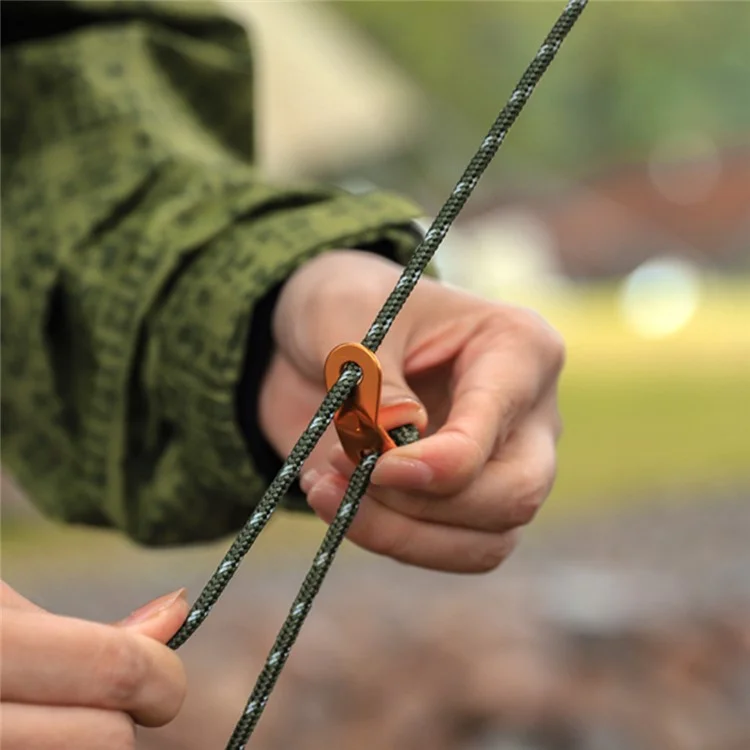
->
[260,250,565,573]
[0,580,188,749]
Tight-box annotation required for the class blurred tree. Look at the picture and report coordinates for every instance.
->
[330,1,750,189]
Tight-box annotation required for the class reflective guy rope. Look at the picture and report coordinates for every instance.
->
[166,2,589,747]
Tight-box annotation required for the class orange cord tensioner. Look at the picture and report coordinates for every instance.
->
[324,343,397,465]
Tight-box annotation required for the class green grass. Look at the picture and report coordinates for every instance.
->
[551,369,749,516]
[518,275,750,518]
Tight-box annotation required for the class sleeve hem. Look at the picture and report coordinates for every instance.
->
[128,189,424,543]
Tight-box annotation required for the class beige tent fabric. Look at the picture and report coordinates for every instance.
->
[221,1,425,179]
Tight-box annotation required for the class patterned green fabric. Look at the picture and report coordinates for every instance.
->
[0,1,423,544]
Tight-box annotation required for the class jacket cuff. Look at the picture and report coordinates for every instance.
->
[137,189,423,543]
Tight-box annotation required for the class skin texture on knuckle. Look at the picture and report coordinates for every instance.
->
[546,325,567,373]
[101,713,137,750]
[97,631,150,710]
[471,530,520,573]
[101,633,186,727]
[492,305,541,342]
[527,313,566,378]
[514,486,546,527]
[548,401,565,441]
[369,520,416,566]
[436,428,487,488]
[502,306,566,377]
[512,458,557,527]
[142,643,188,726]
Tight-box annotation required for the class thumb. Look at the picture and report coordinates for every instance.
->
[377,353,428,435]
[113,588,190,644]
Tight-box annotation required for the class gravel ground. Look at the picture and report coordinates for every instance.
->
[2,482,748,749]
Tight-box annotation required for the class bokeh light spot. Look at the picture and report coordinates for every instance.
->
[619,256,702,339]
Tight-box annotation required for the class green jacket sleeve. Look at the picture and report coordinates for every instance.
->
[0,1,423,545]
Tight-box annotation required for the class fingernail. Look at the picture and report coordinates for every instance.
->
[300,470,321,494]
[381,395,422,410]
[371,457,433,489]
[380,401,429,432]
[121,588,187,625]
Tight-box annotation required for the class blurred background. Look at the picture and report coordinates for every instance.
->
[2,1,749,749]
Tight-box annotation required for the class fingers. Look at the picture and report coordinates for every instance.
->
[265,251,567,574]
[369,312,564,495]
[308,477,521,573]
[313,419,557,537]
[0,704,136,750]
[1,610,186,727]
[378,422,557,532]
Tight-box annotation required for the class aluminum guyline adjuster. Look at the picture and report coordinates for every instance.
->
[324,342,397,465]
